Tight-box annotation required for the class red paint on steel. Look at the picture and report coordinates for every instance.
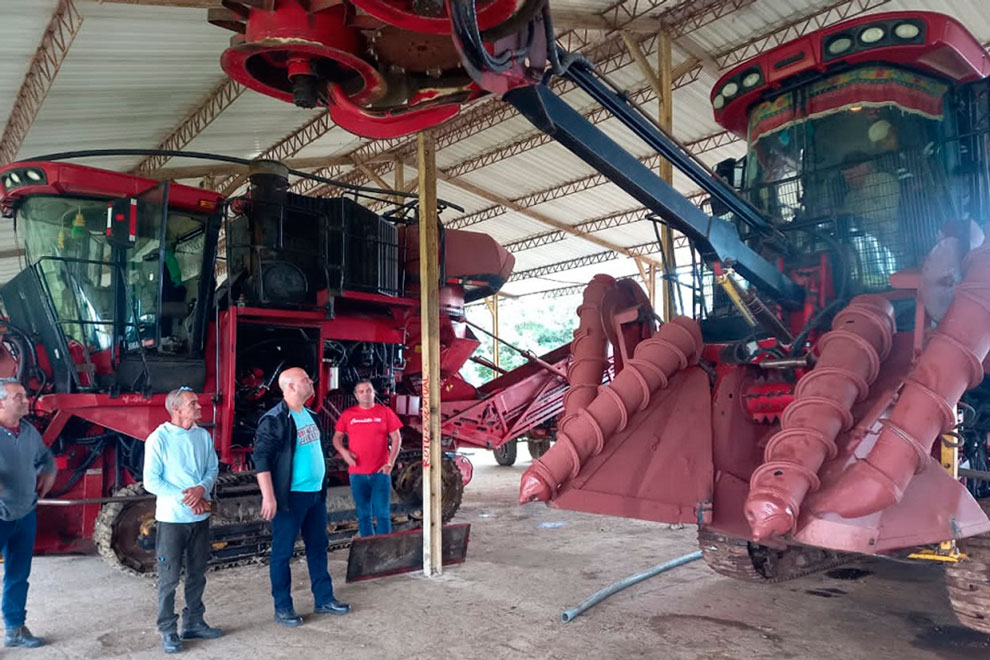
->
[219,1,386,107]
[742,381,795,423]
[451,453,473,485]
[549,366,714,525]
[713,11,990,137]
[519,316,703,503]
[327,84,463,139]
[744,294,895,540]
[562,275,614,420]
[813,243,990,517]
[348,0,518,35]
[0,161,223,214]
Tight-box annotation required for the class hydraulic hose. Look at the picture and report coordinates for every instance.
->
[560,550,704,623]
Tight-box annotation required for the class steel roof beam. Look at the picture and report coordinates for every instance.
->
[443,63,705,179]
[508,241,659,282]
[438,174,665,269]
[716,0,891,69]
[214,114,335,194]
[145,154,392,180]
[132,78,244,174]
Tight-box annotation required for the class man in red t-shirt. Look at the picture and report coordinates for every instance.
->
[332,380,402,537]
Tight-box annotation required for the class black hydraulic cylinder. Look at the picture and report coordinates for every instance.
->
[565,61,776,236]
[503,80,803,307]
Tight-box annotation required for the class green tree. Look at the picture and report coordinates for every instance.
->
[462,296,580,386]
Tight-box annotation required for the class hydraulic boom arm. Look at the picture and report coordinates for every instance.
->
[447,0,803,307]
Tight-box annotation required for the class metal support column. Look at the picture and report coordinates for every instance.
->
[657,32,677,320]
[418,130,443,577]
[621,30,677,318]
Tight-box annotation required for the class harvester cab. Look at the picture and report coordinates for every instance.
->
[0,171,218,396]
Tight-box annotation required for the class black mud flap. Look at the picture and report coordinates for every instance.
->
[345,523,471,582]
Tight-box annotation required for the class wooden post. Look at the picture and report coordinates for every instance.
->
[491,294,500,370]
[394,156,404,199]
[417,130,443,577]
[483,295,500,369]
[657,31,677,321]
[622,31,677,318]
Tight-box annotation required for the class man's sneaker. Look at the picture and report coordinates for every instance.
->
[161,632,182,654]
[181,621,223,640]
[274,609,303,627]
[314,599,351,615]
[4,626,45,648]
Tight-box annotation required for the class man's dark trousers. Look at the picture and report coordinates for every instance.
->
[269,491,335,613]
[0,509,36,629]
[156,519,210,633]
[350,473,392,537]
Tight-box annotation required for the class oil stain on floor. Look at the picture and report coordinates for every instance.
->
[904,611,990,659]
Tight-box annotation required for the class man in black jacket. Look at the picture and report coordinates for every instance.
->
[253,367,350,626]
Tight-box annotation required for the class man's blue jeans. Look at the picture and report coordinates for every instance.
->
[0,509,36,629]
[269,491,335,613]
[349,473,392,537]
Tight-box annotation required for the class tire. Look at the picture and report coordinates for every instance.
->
[392,454,465,523]
[527,439,551,460]
[493,441,517,466]
[93,483,157,577]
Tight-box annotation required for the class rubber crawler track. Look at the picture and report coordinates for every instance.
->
[698,528,850,583]
[944,499,990,634]
[93,454,463,578]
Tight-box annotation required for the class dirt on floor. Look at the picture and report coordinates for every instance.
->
[9,449,990,660]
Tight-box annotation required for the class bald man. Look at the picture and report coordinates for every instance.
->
[253,368,350,627]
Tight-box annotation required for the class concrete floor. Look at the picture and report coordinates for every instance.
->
[10,451,990,659]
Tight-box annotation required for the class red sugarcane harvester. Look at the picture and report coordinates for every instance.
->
[201,1,990,633]
[510,11,990,635]
[0,156,576,574]
[8,0,990,635]
[203,0,990,633]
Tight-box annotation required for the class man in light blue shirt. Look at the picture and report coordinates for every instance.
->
[143,387,220,654]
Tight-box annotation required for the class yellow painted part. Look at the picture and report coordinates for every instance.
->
[909,426,968,563]
[907,549,966,563]
[941,432,959,479]
[211,541,228,551]
[139,514,156,537]
[715,273,756,326]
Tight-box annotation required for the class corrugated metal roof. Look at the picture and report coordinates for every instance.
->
[16,2,231,170]
[0,221,24,284]
[0,0,989,301]
[0,0,60,130]
[170,94,325,170]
